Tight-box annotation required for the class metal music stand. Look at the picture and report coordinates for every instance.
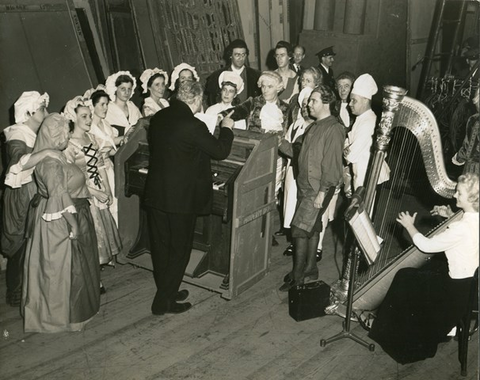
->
[320,189,376,351]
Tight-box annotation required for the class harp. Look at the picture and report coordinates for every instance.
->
[332,86,458,312]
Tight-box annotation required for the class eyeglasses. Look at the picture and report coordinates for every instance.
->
[233,53,247,58]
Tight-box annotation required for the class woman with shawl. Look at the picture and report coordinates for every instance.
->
[22,113,100,332]
[104,70,142,137]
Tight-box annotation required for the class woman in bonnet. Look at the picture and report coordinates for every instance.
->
[205,71,245,129]
[63,96,122,272]
[140,67,170,117]
[85,85,121,225]
[2,91,59,307]
[104,70,142,136]
[22,113,100,332]
[168,63,200,100]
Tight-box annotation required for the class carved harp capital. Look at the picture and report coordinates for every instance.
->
[376,86,408,151]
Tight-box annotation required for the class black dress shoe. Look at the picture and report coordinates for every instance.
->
[175,289,189,302]
[152,302,192,315]
[316,249,323,262]
[274,229,286,236]
[283,244,294,256]
[279,279,298,292]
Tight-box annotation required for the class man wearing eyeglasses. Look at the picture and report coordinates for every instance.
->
[205,39,261,107]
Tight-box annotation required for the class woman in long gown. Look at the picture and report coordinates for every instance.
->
[367,173,479,363]
[2,91,56,307]
[64,96,122,268]
[140,68,170,117]
[22,113,100,333]
[85,86,122,226]
[104,70,142,137]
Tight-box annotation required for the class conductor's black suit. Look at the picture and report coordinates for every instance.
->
[144,99,234,314]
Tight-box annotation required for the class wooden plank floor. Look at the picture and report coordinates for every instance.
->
[0,204,478,380]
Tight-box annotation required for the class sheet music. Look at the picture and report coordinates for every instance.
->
[195,113,218,135]
[349,209,382,265]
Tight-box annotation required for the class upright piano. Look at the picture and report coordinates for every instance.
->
[114,119,278,299]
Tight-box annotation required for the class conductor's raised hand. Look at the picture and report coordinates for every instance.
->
[396,211,417,228]
[221,110,235,130]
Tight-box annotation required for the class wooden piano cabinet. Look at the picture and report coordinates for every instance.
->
[114,119,150,261]
[115,125,278,300]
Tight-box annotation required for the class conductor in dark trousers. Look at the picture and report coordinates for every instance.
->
[144,80,234,315]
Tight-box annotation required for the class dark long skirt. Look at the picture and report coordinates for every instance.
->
[369,260,472,364]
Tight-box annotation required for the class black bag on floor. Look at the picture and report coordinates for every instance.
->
[288,281,331,322]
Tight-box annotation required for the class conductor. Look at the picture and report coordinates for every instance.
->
[144,80,234,315]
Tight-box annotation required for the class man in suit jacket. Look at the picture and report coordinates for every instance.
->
[290,45,306,74]
[144,81,234,315]
[316,46,338,97]
[205,39,261,107]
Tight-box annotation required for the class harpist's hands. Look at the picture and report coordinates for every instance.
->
[430,205,453,218]
[396,211,417,228]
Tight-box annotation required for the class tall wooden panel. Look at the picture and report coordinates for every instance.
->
[145,0,244,80]
[0,0,101,128]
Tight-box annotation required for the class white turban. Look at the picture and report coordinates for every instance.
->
[351,73,378,100]
[298,86,313,106]
[169,63,200,91]
[105,71,137,101]
[14,91,50,124]
[218,71,244,95]
[140,68,169,94]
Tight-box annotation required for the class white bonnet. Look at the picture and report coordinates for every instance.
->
[14,91,50,124]
[63,95,89,123]
[140,68,169,94]
[105,71,137,101]
[298,86,313,106]
[169,63,200,91]
[218,71,244,95]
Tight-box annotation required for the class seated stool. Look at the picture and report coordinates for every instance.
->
[457,268,478,377]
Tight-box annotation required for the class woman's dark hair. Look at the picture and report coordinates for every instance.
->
[90,90,110,107]
[147,72,167,89]
[115,74,134,87]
